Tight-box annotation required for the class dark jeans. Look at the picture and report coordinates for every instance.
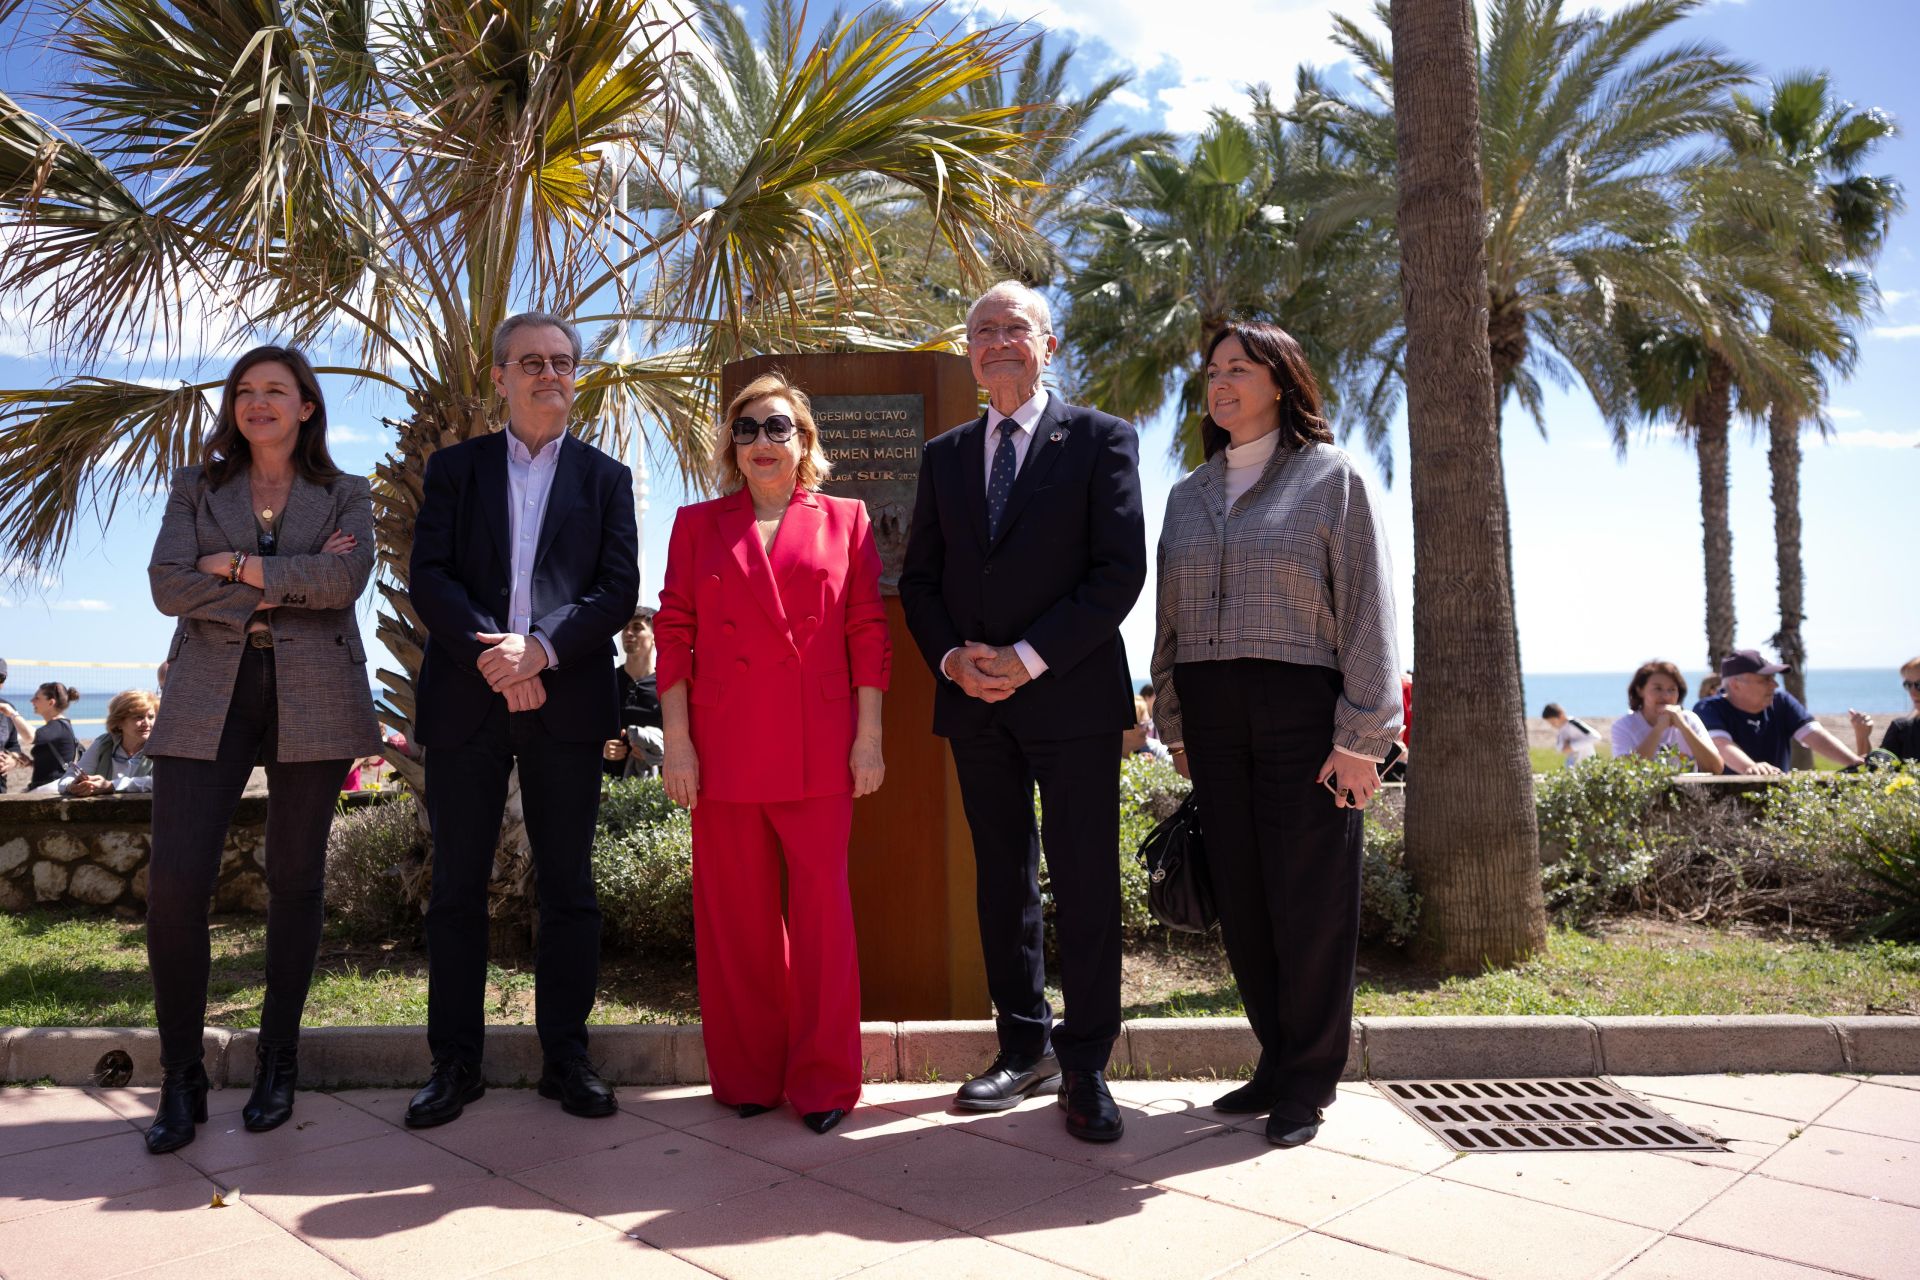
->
[948,724,1123,1071]
[147,646,351,1070]
[1174,658,1363,1123]
[424,698,604,1067]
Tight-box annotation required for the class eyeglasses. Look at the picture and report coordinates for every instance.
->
[967,322,1039,345]
[731,414,798,445]
[1904,680,1920,692]
[498,354,578,377]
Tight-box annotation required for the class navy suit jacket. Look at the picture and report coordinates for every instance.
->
[899,395,1146,741]
[410,430,640,748]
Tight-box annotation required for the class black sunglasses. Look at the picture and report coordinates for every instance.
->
[732,414,798,445]
[1904,679,1920,692]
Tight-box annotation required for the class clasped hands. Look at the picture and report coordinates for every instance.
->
[942,641,1032,702]
[476,631,549,712]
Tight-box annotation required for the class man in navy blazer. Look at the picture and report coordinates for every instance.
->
[406,312,639,1128]
[900,281,1146,1141]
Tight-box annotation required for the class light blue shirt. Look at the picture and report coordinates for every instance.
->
[505,426,562,669]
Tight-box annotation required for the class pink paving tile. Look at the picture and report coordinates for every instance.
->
[1865,1075,1920,1093]
[114,1230,360,1279]
[87,1088,248,1125]
[810,1125,1105,1229]
[473,1233,714,1278]
[1263,1090,1453,1173]
[405,1085,666,1174]
[225,1130,493,1228]
[1128,1129,1420,1228]
[1321,1176,1658,1280]
[511,1129,791,1233]
[681,1101,932,1173]
[0,1086,135,1157]
[1630,1095,1805,1172]
[0,1175,283,1280]
[849,1234,1091,1280]
[1754,1124,1920,1206]
[323,1087,420,1126]
[1610,1074,1857,1124]
[281,1175,620,1280]
[961,1095,1229,1170]
[1225,1231,1476,1279]
[172,1091,397,1177]
[979,1172,1302,1280]
[1433,1148,1741,1230]
[617,1085,738,1131]
[638,1175,955,1280]
[1609,1236,1857,1280]
[1811,1080,1920,1145]
[0,1131,203,1224]
[1678,1169,1920,1278]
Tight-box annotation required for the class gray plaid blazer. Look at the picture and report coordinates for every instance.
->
[145,465,381,763]
[1149,441,1402,758]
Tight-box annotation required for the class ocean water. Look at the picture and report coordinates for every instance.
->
[1522,668,1910,717]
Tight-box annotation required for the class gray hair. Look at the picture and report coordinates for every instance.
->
[965,281,1055,335]
[492,311,584,365]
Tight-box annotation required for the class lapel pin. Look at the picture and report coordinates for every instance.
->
[1048,430,1064,443]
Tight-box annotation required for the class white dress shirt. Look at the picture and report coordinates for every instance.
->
[505,426,562,668]
[943,387,1050,684]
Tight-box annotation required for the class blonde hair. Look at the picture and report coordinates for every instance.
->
[105,689,158,738]
[712,371,832,495]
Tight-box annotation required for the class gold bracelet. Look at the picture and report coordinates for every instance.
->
[227,551,244,583]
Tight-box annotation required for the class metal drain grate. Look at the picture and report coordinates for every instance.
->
[1378,1078,1726,1154]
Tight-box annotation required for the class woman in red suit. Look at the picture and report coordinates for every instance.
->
[655,371,890,1135]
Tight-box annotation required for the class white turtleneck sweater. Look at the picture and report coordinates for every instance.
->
[1223,428,1279,508]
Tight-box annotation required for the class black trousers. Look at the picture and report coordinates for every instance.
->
[147,646,351,1070]
[949,724,1122,1071]
[424,698,603,1067]
[1174,659,1362,1123]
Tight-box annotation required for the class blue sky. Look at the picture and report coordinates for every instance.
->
[2,0,1916,705]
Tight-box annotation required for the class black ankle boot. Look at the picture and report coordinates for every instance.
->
[145,1061,209,1154]
[242,1042,298,1133]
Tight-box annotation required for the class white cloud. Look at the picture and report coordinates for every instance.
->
[1881,288,1914,307]
[1828,406,1865,419]
[1828,429,1920,449]
[1108,87,1150,113]
[1871,324,1920,340]
[328,426,378,445]
[50,599,114,612]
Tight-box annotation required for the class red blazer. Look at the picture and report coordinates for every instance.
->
[656,487,890,803]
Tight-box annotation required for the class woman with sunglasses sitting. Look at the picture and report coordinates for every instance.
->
[1149,321,1402,1149]
[654,371,890,1135]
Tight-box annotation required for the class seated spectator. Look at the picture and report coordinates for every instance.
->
[0,658,34,792]
[1698,648,1862,775]
[59,690,157,796]
[26,683,82,791]
[1121,695,1171,763]
[1862,655,1919,763]
[156,659,170,699]
[1542,703,1599,765]
[1610,661,1723,773]
[1138,683,1157,737]
[1697,673,1722,702]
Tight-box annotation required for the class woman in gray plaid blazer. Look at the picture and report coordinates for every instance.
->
[1150,321,1402,1151]
[142,346,379,1156]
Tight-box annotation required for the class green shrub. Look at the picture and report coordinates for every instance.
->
[593,778,696,954]
[1753,764,1920,939]
[1359,813,1422,948]
[1534,755,1683,917]
[324,795,424,937]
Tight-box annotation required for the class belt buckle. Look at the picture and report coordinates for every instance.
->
[247,631,274,650]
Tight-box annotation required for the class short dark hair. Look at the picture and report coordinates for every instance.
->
[1541,703,1564,719]
[1200,321,1336,460]
[1627,660,1688,712]
[36,682,80,711]
[203,346,342,490]
[628,606,656,624]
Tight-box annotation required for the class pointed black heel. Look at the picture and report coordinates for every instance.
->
[145,1061,210,1155]
[242,1042,298,1132]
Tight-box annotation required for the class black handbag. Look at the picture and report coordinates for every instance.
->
[1136,792,1216,933]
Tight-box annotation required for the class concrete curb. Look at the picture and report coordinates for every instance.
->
[3,1016,1915,1088]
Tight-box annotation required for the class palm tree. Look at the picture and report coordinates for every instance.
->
[1389,0,1546,969]
[0,1,1036,911]
[1065,87,1403,473]
[1724,74,1902,722]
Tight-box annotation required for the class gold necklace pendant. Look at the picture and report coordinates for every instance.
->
[259,507,275,522]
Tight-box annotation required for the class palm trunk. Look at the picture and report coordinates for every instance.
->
[1390,0,1546,971]
[1767,400,1811,767]
[1484,313,1526,691]
[1695,357,1735,671]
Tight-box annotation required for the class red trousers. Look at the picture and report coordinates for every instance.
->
[691,793,863,1114]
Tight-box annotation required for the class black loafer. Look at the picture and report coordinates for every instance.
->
[1267,1108,1324,1148]
[803,1108,847,1134]
[1058,1069,1124,1143]
[737,1102,776,1119]
[1212,1082,1279,1115]
[954,1051,1061,1112]
[405,1060,485,1129]
[539,1056,617,1118]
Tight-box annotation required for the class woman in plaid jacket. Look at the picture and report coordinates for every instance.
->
[1150,321,1402,1150]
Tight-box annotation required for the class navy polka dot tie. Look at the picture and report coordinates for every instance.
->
[987,418,1017,540]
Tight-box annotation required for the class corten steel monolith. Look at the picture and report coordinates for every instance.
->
[722,351,990,1020]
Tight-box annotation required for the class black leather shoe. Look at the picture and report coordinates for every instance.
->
[242,1042,298,1132]
[145,1061,209,1155]
[737,1102,776,1118]
[405,1060,485,1129]
[803,1108,847,1134]
[1212,1082,1279,1115]
[1058,1069,1124,1143]
[953,1051,1061,1112]
[539,1057,617,1118]
[1267,1108,1324,1148]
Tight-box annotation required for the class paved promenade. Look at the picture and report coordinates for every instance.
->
[1,1073,1915,1280]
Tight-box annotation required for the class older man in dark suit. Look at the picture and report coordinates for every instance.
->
[406,312,639,1127]
[899,281,1146,1142]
